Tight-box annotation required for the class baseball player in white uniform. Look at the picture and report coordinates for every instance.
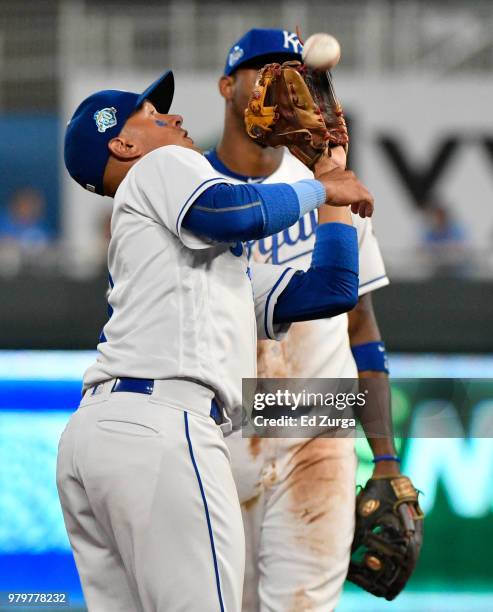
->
[207,29,401,611]
[57,70,374,611]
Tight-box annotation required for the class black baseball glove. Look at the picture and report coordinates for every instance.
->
[347,475,424,600]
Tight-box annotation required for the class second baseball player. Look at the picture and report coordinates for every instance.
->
[208,28,399,611]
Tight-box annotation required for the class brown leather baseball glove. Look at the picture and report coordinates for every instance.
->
[244,60,348,168]
[347,475,424,600]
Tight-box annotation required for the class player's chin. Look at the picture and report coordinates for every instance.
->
[182,138,202,154]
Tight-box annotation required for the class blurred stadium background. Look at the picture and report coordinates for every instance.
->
[0,0,492,610]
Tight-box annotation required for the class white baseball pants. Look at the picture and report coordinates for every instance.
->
[56,380,244,612]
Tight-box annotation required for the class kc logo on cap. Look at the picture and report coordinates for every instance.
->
[224,28,302,76]
[94,107,118,133]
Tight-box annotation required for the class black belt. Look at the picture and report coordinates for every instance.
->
[91,378,222,425]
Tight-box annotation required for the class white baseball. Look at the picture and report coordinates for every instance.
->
[302,33,341,71]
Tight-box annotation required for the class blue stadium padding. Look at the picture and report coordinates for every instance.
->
[0,411,74,553]
[0,380,82,411]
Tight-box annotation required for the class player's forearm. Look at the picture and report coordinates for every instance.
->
[273,223,358,323]
[348,295,399,473]
[182,179,327,242]
[354,373,396,445]
[317,202,353,226]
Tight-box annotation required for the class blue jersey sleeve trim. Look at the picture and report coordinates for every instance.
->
[184,412,225,612]
[264,268,294,340]
[176,177,226,237]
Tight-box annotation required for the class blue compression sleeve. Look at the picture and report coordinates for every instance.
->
[273,223,359,323]
[290,179,327,216]
[182,179,326,242]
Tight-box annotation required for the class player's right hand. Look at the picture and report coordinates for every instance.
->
[317,167,374,218]
[313,146,347,174]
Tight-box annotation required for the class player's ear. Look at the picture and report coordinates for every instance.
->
[107,136,142,161]
[218,75,235,101]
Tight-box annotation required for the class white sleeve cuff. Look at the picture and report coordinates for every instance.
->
[261,267,298,341]
[358,274,390,296]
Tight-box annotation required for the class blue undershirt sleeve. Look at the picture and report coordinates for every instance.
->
[273,223,359,323]
[182,179,326,242]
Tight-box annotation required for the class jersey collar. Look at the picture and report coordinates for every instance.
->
[205,148,267,183]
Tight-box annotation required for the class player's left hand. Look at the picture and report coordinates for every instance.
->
[347,474,424,600]
[372,459,401,478]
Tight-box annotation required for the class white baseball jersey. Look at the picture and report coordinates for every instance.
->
[210,149,389,378]
[83,145,297,426]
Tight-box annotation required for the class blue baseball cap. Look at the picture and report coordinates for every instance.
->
[224,28,303,76]
[64,70,174,195]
